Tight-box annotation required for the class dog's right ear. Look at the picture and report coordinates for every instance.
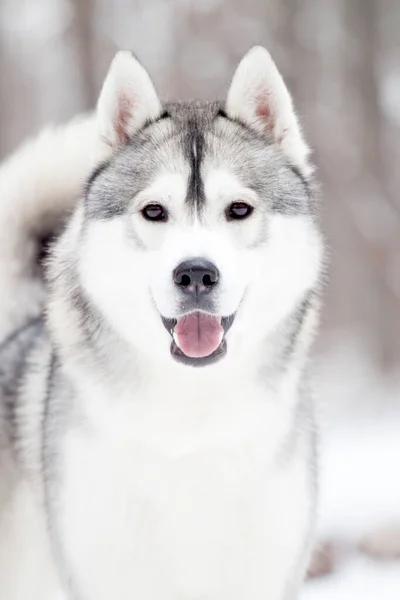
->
[97,51,162,149]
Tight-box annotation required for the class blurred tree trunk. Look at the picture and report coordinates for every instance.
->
[72,0,97,109]
[345,0,400,370]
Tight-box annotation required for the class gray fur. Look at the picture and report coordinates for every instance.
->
[85,101,315,228]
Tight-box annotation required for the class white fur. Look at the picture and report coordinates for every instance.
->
[0,47,322,600]
[0,114,111,600]
[58,379,311,600]
[0,113,109,341]
[226,46,311,176]
[97,51,162,148]
[52,168,321,598]
[78,166,322,363]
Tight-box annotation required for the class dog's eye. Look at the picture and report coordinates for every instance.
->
[226,202,254,221]
[142,204,168,222]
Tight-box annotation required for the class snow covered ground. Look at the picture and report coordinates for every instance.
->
[303,555,400,600]
[301,342,400,599]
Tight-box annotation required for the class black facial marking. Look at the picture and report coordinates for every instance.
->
[140,109,171,134]
[216,107,229,119]
[288,165,311,201]
[156,109,170,121]
[186,120,206,211]
[215,106,239,126]
[84,161,110,197]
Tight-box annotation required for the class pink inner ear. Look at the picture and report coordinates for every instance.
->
[114,92,134,144]
[255,91,274,133]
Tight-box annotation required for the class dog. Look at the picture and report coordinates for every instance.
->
[0,46,324,600]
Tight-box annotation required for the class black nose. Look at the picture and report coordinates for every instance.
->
[173,258,219,297]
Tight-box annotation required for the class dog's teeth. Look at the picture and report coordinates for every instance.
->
[173,331,181,349]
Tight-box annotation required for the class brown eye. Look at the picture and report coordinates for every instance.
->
[142,204,168,222]
[227,202,254,221]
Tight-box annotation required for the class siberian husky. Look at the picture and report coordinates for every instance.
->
[0,47,324,599]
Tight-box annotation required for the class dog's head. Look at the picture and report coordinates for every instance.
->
[78,48,323,367]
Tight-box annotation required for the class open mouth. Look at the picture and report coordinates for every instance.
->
[162,312,235,367]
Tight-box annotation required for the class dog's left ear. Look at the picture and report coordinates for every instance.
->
[97,51,162,149]
[226,46,311,174]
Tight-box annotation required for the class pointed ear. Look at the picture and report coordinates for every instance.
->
[97,51,162,149]
[226,46,311,174]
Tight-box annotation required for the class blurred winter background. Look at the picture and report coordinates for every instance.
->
[0,0,399,597]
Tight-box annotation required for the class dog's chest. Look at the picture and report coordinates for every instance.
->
[56,380,306,600]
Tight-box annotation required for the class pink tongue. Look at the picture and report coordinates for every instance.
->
[174,313,223,358]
